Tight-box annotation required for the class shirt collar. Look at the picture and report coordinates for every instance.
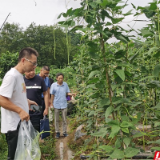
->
[56,82,64,86]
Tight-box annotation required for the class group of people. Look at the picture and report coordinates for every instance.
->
[0,47,75,160]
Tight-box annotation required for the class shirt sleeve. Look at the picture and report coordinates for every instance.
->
[66,83,70,93]
[50,84,56,95]
[41,78,47,92]
[0,75,16,98]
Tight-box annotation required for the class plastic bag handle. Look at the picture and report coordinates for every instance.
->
[43,115,46,119]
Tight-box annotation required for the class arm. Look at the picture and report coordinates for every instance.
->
[47,88,51,106]
[27,99,38,110]
[43,91,49,116]
[67,92,76,97]
[0,95,30,121]
[51,94,55,108]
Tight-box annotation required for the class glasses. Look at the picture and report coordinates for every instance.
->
[25,58,37,67]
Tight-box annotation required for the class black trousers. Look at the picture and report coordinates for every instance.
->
[5,122,20,160]
[29,110,42,132]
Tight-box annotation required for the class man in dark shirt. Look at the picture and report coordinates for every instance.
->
[24,69,49,131]
[38,66,51,117]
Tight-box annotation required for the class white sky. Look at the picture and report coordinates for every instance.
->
[0,0,154,39]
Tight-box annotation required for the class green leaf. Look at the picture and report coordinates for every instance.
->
[70,25,83,32]
[108,120,119,127]
[115,138,121,148]
[151,147,160,150]
[148,139,160,144]
[131,3,136,9]
[110,149,124,159]
[141,29,153,37]
[139,76,155,81]
[88,70,100,79]
[121,127,129,133]
[148,47,158,55]
[98,98,110,107]
[87,78,99,84]
[114,50,126,59]
[133,132,146,138]
[91,128,107,138]
[128,102,142,107]
[120,121,133,128]
[147,80,160,88]
[57,13,64,19]
[152,102,160,110]
[153,64,160,77]
[112,97,130,105]
[109,126,120,138]
[88,111,95,116]
[111,17,124,24]
[105,106,113,118]
[99,145,113,152]
[155,35,160,47]
[124,147,139,158]
[121,115,129,122]
[115,69,125,81]
[100,0,108,7]
[86,84,97,89]
[123,10,132,16]
[123,138,131,147]
[115,34,129,43]
[149,2,157,10]
[154,121,160,127]
[66,8,73,16]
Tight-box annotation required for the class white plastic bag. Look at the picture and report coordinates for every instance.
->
[49,106,53,122]
[71,95,76,104]
[14,120,41,160]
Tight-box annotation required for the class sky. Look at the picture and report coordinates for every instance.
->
[0,0,154,33]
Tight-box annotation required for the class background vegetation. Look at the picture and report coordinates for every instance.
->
[0,22,81,77]
[1,0,160,159]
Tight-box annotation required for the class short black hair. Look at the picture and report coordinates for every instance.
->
[42,66,50,71]
[56,73,64,78]
[18,47,38,62]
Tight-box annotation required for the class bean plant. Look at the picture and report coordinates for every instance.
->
[58,0,160,159]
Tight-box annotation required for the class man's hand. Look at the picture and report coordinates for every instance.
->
[50,105,54,111]
[28,99,38,109]
[43,108,48,116]
[18,109,30,121]
[48,99,51,107]
[67,93,76,97]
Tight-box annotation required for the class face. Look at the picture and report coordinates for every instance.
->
[56,75,64,84]
[40,69,50,78]
[25,69,35,79]
[22,54,37,73]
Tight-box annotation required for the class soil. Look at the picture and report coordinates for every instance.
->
[55,120,74,160]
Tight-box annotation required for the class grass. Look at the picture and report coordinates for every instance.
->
[0,123,56,160]
[0,133,7,159]
[40,122,56,160]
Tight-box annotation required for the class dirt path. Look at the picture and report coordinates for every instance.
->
[55,120,74,160]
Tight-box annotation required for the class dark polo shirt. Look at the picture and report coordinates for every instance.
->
[24,75,47,106]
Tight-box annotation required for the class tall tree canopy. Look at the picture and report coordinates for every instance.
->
[0,22,81,68]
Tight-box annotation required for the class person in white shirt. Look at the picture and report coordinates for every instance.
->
[0,47,38,160]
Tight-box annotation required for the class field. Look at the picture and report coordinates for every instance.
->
[1,0,160,159]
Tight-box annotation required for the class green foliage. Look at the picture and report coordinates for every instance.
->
[1,0,160,159]
[0,51,18,78]
[0,133,7,160]
[57,0,160,158]
[0,22,81,68]
[49,67,77,88]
